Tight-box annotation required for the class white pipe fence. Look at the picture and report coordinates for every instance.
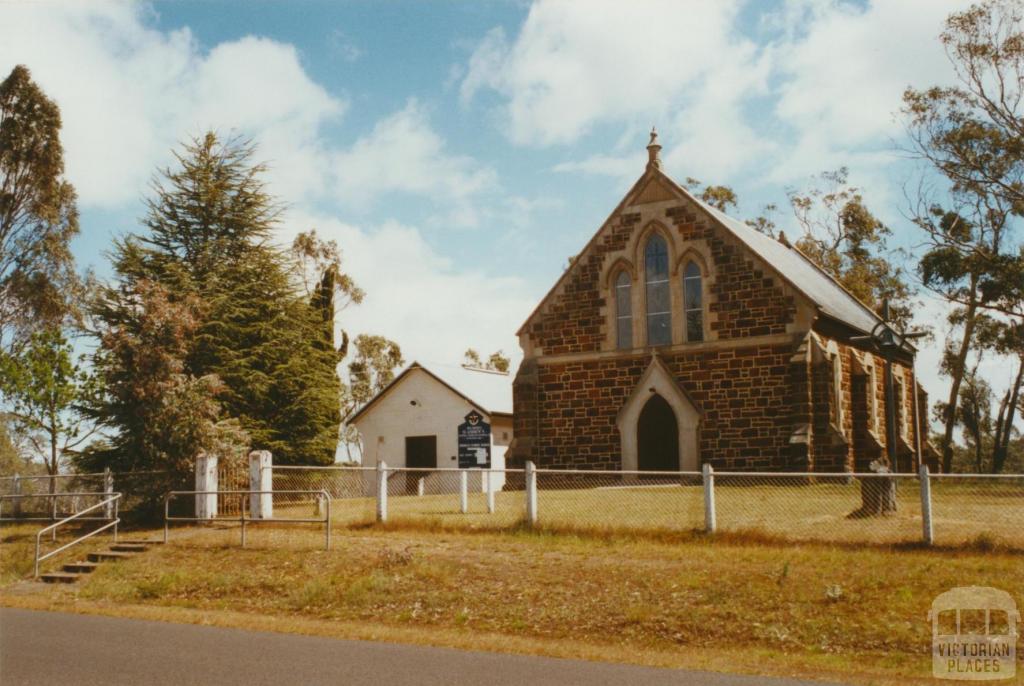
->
[4,463,1020,549]
[266,462,1024,548]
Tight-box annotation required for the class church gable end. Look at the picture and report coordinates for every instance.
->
[510,132,924,475]
[520,175,803,358]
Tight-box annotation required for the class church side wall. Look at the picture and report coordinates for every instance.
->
[809,328,922,474]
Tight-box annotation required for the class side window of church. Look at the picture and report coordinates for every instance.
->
[829,344,845,433]
[644,235,671,346]
[615,271,632,349]
[895,375,908,440]
[683,261,703,343]
[868,361,879,435]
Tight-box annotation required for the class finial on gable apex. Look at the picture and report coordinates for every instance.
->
[646,126,662,170]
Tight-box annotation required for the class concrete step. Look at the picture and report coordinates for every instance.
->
[62,561,98,574]
[87,550,135,562]
[110,543,148,552]
[40,572,81,584]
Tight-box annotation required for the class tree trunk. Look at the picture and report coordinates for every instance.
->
[992,356,1023,473]
[942,295,979,473]
[857,475,898,516]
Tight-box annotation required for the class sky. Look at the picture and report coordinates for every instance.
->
[0,0,1004,426]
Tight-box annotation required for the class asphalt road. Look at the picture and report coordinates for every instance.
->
[0,608,843,686]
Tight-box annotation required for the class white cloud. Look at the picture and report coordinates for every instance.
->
[461,0,752,147]
[282,213,535,370]
[461,0,969,188]
[328,29,363,63]
[0,1,528,365]
[0,2,502,227]
[331,100,498,226]
[0,2,345,208]
[553,153,642,179]
[772,0,963,147]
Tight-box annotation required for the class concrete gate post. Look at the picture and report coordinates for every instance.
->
[195,452,218,520]
[249,450,273,519]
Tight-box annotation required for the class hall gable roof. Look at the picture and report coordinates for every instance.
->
[517,163,887,339]
[348,361,513,426]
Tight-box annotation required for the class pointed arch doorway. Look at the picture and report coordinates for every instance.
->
[617,356,700,473]
[637,394,679,471]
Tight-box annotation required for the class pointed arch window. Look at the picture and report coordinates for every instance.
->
[683,261,703,343]
[867,358,879,436]
[614,271,632,349]
[644,235,671,346]
[832,346,845,433]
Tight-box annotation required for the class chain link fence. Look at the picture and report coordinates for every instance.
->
[534,469,704,533]
[270,465,1023,548]
[0,470,177,520]
[6,466,1019,549]
[0,472,106,497]
[270,466,377,526]
[929,474,1024,547]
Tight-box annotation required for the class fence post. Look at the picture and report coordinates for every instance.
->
[702,463,716,534]
[12,473,20,518]
[459,470,469,514]
[249,450,273,519]
[486,470,495,514]
[195,452,218,520]
[103,468,114,519]
[376,460,388,523]
[417,478,425,497]
[919,464,933,546]
[525,461,537,526]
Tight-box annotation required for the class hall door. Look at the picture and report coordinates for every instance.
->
[405,436,437,494]
[637,394,679,471]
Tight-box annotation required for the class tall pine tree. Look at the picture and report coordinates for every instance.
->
[91,133,347,467]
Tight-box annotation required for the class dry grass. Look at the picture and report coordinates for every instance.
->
[2,520,1022,685]
[276,478,1024,549]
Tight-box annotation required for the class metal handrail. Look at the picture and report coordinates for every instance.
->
[1,492,115,523]
[34,493,121,578]
[163,489,331,551]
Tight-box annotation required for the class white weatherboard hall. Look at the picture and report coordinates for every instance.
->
[350,362,513,493]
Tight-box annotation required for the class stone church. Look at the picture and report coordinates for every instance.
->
[508,132,928,474]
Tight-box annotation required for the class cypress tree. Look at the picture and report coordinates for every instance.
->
[91,133,344,467]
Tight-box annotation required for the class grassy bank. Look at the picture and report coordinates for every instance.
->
[2,522,1022,685]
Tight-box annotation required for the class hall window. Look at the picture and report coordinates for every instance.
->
[683,260,703,342]
[614,270,632,349]
[644,235,671,346]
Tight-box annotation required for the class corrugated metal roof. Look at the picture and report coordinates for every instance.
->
[349,361,513,425]
[689,195,885,336]
[417,362,513,416]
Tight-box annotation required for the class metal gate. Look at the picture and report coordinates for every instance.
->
[218,461,249,515]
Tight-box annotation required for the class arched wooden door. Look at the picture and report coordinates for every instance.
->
[637,394,679,471]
